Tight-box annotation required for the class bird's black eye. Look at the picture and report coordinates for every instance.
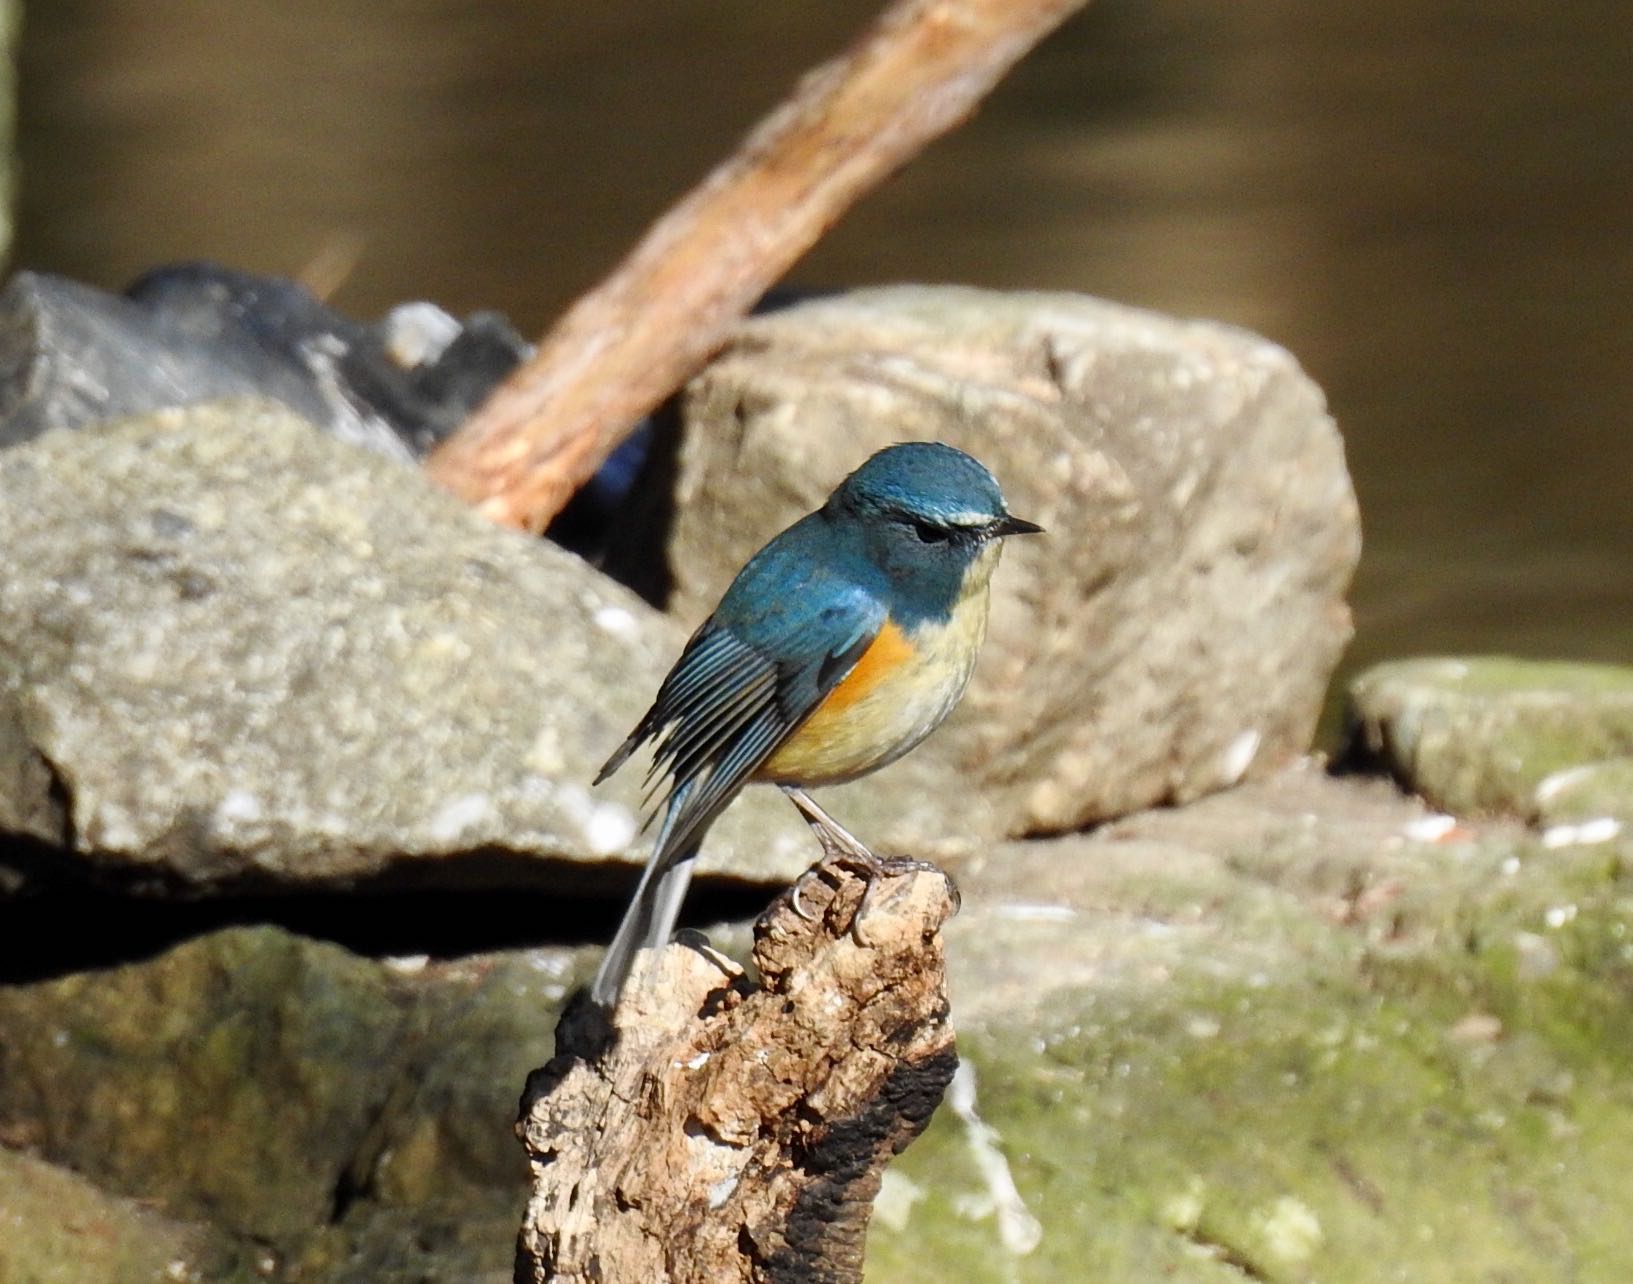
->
[910,519,952,544]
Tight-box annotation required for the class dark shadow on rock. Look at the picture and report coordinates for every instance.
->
[575,396,682,604]
[0,854,773,985]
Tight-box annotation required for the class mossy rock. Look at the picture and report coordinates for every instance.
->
[0,1145,258,1284]
[1347,657,1633,819]
[868,768,1633,1283]
[0,925,588,1277]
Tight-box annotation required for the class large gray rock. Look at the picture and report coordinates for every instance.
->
[1348,656,1633,823]
[638,287,1359,845]
[0,399,805,892]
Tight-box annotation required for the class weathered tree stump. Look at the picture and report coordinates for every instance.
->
[516,856,959,1283]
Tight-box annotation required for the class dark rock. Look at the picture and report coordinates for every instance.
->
[0,265,531,460]
[393,308,536,454]
[0,270,346,449]
[127,263,532,457]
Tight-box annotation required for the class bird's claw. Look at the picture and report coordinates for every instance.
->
[778,784,957,941]
[847,854,960,939]
[787,850,876,930]
[789,850,957,944]
[789,869,819,921]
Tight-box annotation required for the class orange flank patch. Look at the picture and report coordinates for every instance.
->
[757,619,918,784]
[814,619,917,717]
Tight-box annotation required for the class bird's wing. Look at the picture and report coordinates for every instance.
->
[589,524,884,1008]
[599,569,885,864]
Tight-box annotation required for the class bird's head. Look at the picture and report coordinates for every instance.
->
[826,442,1041,621]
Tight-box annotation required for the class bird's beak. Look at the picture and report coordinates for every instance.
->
[992,514,1044,537]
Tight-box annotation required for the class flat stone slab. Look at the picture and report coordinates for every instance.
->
[7,765,1632,1283]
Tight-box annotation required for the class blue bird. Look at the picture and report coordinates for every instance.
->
[590,441,1042,1008]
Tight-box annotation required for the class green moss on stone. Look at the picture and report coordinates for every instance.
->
[870,830,1633,1283]
[1347,657,1633,818]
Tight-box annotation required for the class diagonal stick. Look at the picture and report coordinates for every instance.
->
[426,0,1092,531]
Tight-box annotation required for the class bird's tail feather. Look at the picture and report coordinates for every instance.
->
[589,825,702,1009]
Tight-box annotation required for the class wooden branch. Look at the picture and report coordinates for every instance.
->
[515,856,960,1283]
[426,0,1092,531]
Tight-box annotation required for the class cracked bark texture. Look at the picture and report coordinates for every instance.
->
[515,857,959,1283]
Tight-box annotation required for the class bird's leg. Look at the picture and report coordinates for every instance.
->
[781,785,880,868]
[781,785,880,929]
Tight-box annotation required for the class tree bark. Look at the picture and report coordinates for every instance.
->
[516,856,960,1282]
[425,0,1092,531]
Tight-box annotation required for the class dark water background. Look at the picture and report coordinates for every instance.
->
[14,0,1632,682]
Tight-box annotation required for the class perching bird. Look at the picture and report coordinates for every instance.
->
[589,441,1041,1008]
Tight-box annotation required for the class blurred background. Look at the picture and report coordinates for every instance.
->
[13,0,1631,685]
